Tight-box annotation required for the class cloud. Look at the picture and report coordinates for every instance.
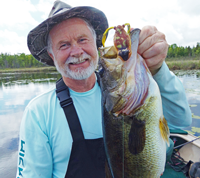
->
[0,0,38,26]
[0,0,39,54]
[0,29,29,54]
[0,0,56,54]
[155,6,200,47]
[0,0,200,54]
[69,0,200,47]
[35,0,55,20]
[177,0,200,16]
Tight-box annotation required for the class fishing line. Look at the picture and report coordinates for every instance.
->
[173,136,200,149]
[122,114,125,178]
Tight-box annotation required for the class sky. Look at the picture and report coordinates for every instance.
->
[0,0,200,55]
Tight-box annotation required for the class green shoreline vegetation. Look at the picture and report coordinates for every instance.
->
[0,43,200,73]
[0,66,56,73]
[166,57,200,70]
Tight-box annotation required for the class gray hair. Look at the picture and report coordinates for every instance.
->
[47,18,97,58]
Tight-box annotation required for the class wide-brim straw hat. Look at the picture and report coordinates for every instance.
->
[27,0,108,66]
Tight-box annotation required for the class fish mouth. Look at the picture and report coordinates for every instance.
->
[99,28,150,116]
[99,49,149,116]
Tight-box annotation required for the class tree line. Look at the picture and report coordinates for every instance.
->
[0,53,46,69]
[167,42,200,58]
[0,42,200,69]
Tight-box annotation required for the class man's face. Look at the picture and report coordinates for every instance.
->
[49,18,98,80]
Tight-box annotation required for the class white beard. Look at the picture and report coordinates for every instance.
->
[54,52,98,80]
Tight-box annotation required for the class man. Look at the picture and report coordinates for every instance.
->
[16,0,192,177]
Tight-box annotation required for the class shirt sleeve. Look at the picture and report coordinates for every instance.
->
[16,105,53,178]
[153,61,192,129]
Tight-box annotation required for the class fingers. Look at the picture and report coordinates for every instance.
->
[138,26,166,56]
[142,40,168,61]
[139,26,158,47]
[137,25,169,75]
[143,41,168,75]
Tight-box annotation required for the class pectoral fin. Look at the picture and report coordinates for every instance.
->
[128,117,146,155]
[159,116,170,146]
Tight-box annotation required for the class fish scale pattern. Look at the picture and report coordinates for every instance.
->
[99,28,168,178]
[120,93,166,177]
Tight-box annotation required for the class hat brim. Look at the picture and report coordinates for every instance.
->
[27,6,108,66]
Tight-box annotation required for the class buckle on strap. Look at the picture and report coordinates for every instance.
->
[56,87,73,108]
[60,98,73,108]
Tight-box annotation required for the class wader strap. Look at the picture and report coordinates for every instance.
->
[56,78,84,141]
[55,73,100,140]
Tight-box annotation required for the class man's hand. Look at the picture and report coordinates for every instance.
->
[137,26,169,75]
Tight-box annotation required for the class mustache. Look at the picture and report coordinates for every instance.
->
[66,52,91,64]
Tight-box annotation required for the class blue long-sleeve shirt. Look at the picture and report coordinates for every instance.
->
[153,62,192,129]
[16,61,192,178]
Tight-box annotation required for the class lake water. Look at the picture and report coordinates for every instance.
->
[0,70,200,177]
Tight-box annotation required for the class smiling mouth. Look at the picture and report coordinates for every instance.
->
[69,58,89,65]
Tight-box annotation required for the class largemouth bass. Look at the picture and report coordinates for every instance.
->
[98,25,169,178]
